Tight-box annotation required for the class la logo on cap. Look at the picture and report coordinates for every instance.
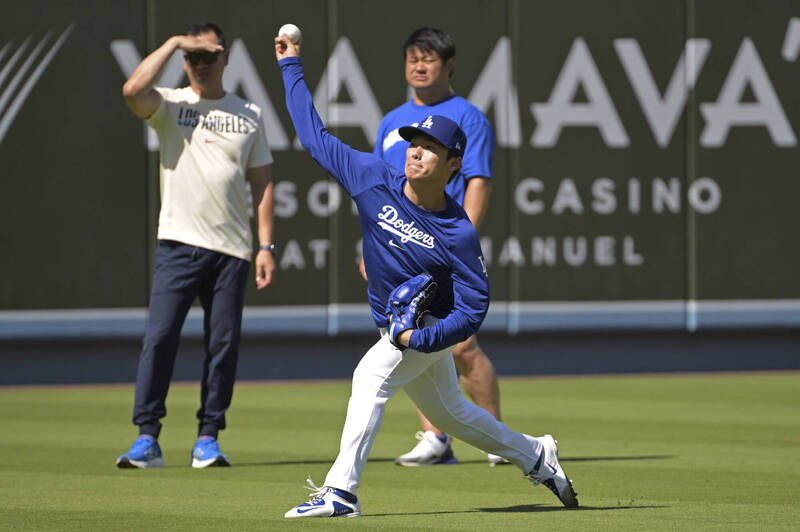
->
[420,116,434,129]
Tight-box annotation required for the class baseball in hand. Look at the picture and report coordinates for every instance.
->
[279,23,302,43]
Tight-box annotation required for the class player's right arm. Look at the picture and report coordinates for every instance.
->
[274,34,385,196]
[122,36,222,119]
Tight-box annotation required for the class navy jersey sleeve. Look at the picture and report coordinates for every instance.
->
[280,57,387,196]
[407,226,490,352]
[460,115,494,180]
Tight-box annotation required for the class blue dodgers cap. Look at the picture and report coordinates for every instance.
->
[398,115,467,157]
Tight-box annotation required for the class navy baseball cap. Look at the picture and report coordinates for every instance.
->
[398,115,467,157]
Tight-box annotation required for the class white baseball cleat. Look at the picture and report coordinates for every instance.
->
[527,434,578,507]
[284,477,360,518]
[487,453,511,466]
[395,430,458,466]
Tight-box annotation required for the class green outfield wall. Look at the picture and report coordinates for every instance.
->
[1,0,799,335]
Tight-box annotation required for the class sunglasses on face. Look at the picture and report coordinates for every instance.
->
[184,51,220,66]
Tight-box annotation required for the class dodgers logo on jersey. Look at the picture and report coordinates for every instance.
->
[377,205,435,249]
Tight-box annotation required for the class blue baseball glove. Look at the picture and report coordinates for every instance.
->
[385,273,438,348]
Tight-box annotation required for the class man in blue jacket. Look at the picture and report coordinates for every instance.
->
[274,33,578,518]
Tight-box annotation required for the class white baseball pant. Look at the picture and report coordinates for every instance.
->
[323,326,543,495]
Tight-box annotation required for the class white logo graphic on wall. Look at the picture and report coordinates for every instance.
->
[0,25,74,146]
[111,18,800,153]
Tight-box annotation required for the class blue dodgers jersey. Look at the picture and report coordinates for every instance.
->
[280,57,489,353]
[374,97,494,205]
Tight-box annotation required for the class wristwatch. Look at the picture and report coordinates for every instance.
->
[258,243,276,255]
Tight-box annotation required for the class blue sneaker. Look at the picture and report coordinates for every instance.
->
[116,435,164,468]
[191,436,230,468]
[284,477,360,518]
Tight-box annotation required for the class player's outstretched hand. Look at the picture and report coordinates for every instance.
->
[275,34,301,61]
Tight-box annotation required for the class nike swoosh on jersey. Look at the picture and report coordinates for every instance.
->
[388,239,404,250]
[377,222,435,249]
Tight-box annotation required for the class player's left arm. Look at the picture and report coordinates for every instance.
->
[407,273,488,352]
[407,232,489,353]
[248,163,275,290]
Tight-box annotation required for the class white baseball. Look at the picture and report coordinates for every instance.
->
[279,23,302,43]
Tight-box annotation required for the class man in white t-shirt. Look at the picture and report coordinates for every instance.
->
[115,23,275,469]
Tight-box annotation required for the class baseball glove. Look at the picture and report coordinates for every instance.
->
[385,273,438,348]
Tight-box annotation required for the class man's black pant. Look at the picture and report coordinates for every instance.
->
[133,240,249,439]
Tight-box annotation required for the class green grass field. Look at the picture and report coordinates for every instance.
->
[1,372,798,530]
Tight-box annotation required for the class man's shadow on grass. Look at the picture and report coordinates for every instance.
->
[236,454,676,467]
[236,457,409,467]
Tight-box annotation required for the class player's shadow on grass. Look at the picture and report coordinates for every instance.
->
[236,455,675,467]
[367,504,668,517]
[563,455,676,463]
[450,454,676,465]
[477,503,669,513]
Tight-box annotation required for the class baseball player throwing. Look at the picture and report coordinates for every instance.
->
[274,32,578,518]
